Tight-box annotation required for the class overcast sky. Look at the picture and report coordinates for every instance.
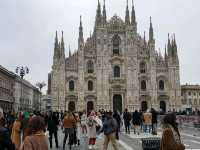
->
[0,0,200,92]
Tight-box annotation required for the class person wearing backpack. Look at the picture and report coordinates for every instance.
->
[102,111,118,150]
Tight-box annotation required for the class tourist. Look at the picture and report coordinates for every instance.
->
[123,108,132,134]
[0,117,15,150]
[102,112,118,150]
[47,111,59,148]
[22,111,30,140]
[160,113,185,150]
[75,112,81,145]
[113,110,121,140]
[62,111,76,149]
[143,109,152,133]
[87,111,97,149]
[11,113,22,150]
[151,108,158,135]
[132,110,141,135]
[20,116,48,150]
[80,110,87,137]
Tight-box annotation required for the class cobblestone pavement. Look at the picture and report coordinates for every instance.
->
[49,129,127,150]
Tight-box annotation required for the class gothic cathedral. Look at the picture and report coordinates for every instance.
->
[50,0,181,113]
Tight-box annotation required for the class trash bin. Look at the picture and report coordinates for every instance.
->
[141,138,161,150]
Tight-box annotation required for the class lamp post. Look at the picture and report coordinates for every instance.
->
[15,66,29,111]
[36,82,46,111]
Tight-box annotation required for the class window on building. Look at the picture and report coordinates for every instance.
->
[69,80,75,91]
[112,35,120,55]
[113,66,120,77]
[88,80,93,91]
[87,60,94,73]
[194,99,197,105]
[141,80,147,91]
[159,80,165,90]
[140,62,146,73]
[188,92,191,96]
[194,92,196,96]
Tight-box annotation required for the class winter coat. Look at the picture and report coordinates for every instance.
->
[143,112,152,125]
[160,127,185,150]
[113,113,121,128]
[11,120,21,149]
[63,115,76,129]
[0,126,15,150]
[151,110,158,124]
[123,112,131,125]
[103,118,118,135]
[47,115,59,132]
[87,116,97,138]
[20,131,48,150]
[132,112,141,126]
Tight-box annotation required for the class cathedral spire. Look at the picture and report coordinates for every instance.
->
[102,0,107,25]
[131,0,136,25]
[143,31,147,47]
[60,31,65,59]
[78,15,84,49]
[55,31,58,47]
[125,0,130,25]
[69,45,71,57]
[149,16,154,42]
[54,31,60,59]
[167,33,172,57]
[95,0,102,27]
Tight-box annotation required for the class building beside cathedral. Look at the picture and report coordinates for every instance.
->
[49,1,181,113]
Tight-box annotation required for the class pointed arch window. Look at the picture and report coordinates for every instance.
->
[87,60,94,73]
[141,80,146,91]
[114,66,120,77]
[140,62,146,73]
[69,80,75,91]
[112,35,121,55]
[159,80,165,90]
[88,80,93,91]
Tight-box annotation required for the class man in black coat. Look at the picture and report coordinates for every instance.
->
[123,109,132,134]
[47,111,59,148]
[151,108,158,135]
[113,110,121,140]
[132,110,141,135]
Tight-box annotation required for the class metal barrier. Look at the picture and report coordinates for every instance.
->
[142,138,161,150]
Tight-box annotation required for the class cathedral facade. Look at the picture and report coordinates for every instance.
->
[50,1,181,113]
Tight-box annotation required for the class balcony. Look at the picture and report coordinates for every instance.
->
[109,74,126,84]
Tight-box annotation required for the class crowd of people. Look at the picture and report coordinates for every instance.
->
[0,108,185,150]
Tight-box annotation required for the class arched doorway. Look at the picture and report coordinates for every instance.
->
[113,94,122,113]
[160,101,166,113]
[68,101,75,112]
[141,101,148,112]
[87,101,94,114]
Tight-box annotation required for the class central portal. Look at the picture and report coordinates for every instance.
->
[87,101,94,114]
[113,94,122,113]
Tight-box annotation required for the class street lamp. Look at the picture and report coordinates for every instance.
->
[15,66,29,111]
[36,82,46,111]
